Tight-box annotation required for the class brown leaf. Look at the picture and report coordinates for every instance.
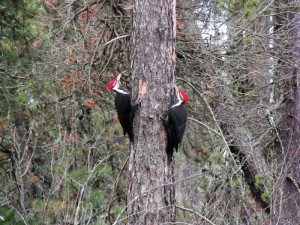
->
[85,100,96,109]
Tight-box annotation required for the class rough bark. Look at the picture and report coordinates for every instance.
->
[272,1,300,223]
[126,0,176,224]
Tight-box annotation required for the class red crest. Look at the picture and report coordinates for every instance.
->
[178,89,190,102]
[107,78,117,90]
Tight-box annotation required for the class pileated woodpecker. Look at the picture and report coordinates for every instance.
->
[107,74,137,142]
[162,86,189,163]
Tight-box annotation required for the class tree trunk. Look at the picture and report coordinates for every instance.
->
[272,1,300,223]
[126,0,176,224]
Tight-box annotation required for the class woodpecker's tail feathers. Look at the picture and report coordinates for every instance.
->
[161,115,175,164]
[166,141,175,164]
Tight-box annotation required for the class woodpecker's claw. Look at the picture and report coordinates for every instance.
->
[160,115,168,127]
[131,102,141,114]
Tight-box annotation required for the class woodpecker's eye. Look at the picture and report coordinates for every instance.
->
[107,78,117,90]
[178,89,190,102]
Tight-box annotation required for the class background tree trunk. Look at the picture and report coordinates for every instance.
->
[272,0,300,223]
[126,0,177,224]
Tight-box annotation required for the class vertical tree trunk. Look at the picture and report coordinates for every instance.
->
[126,0,176,224]
[272,1,300,223]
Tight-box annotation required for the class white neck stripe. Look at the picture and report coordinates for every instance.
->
[171,100,183,108]
[113,86,128,95]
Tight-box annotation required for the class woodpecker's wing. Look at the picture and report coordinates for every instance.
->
[168,104,187,149]
[128,102,140,142]
[162,115,176,163]
[115,92,131,137]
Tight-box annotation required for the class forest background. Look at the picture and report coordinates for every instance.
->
[0,0,300,224]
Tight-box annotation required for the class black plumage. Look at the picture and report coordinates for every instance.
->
[169,104,187,150]
[162,88,189,163]
[114,92,134,142]
[107,74,138,142]
[163,104,187,163]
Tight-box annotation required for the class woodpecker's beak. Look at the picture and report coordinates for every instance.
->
[174,85,179,93]
[117,73,123,81]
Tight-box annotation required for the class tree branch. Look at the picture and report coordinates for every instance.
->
[176,205,216,225]
[221,124,270,214]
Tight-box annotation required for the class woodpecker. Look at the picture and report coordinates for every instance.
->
[107,74,137,142]
[162,86,189,163]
